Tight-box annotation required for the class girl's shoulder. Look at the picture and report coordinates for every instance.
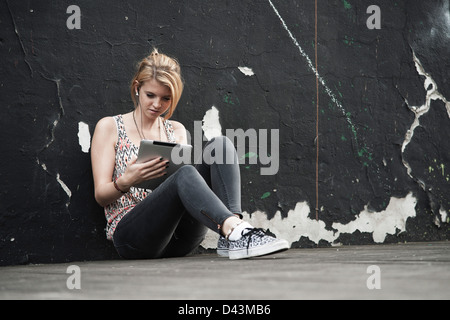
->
[95,113,130,132]
[166,119,185,131]
[95,116,117,132]
[93,115,122,145]
[165,119,187,144]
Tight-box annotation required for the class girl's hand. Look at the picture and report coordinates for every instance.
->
[117,156,168,191]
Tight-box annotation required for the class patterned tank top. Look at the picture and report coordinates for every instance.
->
[104,114,176,240]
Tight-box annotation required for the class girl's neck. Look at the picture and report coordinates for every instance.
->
[133,108,161,140]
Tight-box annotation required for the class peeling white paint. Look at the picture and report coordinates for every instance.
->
[77,121,91,153]
[440,207,448,224]
[37,159,47,171]
[238,66,255,76]
[332,193,417,243]
[401,52,450,187]
[56,173,72,207]
[201,193,417,249]
[244,202,336,246]
[36,158,72,209]
[202,106,222,141]
[201,202,331,249]
[40,78,64,150]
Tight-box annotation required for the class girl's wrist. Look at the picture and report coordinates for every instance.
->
[114,177,130,194]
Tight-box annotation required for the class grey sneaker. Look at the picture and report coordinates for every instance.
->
[217,236,229,257]
[228,228,289,260]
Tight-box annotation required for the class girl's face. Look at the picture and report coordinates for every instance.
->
[136,79,172,120]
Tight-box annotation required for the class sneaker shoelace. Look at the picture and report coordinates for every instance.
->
[241,228,268,251]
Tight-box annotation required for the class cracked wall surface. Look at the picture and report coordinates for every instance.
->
[0,0,449,265]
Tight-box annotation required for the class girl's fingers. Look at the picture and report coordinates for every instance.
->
[141,159,169,179]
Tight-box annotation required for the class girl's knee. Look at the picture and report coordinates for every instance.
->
[177,164,197,175]
[207,136,237,165]
[210,135,233,148]
[175,165,201,182]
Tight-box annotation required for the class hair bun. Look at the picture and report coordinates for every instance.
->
[150,48,159,57]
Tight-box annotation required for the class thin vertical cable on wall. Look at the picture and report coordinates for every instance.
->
[315,0,319,221]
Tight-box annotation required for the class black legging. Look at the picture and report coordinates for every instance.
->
[112,136,241,259]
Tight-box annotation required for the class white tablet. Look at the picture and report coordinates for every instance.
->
[133,140,193,190]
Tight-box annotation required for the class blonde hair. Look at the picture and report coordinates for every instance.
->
[130,48,184,120]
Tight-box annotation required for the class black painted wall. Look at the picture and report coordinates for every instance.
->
[1,0,449,265]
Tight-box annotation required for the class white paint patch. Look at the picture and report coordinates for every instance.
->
[201,193,417,249]
[238,66,255,76]
[243,202,336,246]
[202,106,222,141]
[440,207,448,224]
[56,173,72,206]
[77,121,91,153]
[36,158,72,208]
[201,202,330,249]
[38,160,47,171]
[332,193,417,243]
[401,52,450,187]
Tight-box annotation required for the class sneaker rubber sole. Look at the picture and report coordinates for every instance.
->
[228,238,289,260]
[217,248,229,258]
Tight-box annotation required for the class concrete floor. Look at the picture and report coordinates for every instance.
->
[0,241,449,300]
